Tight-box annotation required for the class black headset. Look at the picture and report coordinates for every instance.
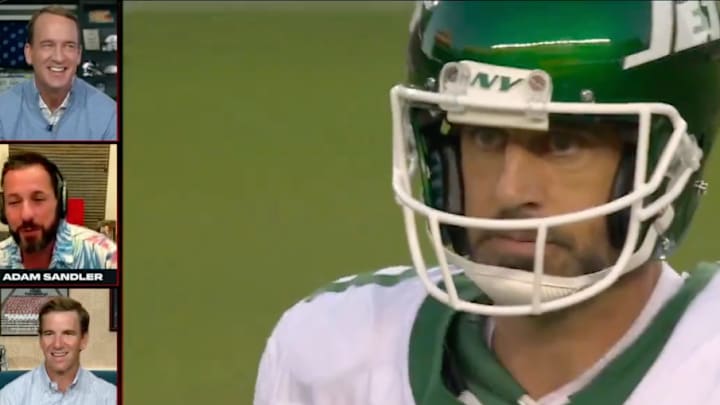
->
[0,152,68,225]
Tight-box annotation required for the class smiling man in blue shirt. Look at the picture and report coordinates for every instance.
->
[0,152,117,269]
[0,297,116,405]
[0,6,116,141]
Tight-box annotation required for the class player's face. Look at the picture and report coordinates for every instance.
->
[460,121,625,277]
[3,165,60,254]
[39,310,87,376]
[24,13,81,95]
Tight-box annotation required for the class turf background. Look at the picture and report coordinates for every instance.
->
[122,2,720,403]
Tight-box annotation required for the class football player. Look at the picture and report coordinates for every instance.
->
[255,2,720,404]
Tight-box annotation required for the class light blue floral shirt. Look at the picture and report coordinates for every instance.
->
[0,220,117,269]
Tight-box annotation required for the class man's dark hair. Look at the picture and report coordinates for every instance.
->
[26,6,81,46]
[1,152,62,198]
[38,296,90,335]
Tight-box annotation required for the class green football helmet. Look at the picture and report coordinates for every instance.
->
[391,1,720,315]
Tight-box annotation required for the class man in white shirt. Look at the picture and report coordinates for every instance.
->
[0,297,116,404]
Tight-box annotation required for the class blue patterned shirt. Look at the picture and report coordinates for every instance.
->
[0,365,116,405]
[0,220,117,269]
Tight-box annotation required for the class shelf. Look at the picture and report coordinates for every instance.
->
[77,0,118,100]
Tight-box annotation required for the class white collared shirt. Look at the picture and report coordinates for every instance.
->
[0,363,116,405]
[38,91,70,129]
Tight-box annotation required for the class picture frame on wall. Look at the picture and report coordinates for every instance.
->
[0,289,69,336]
[110,288,119,332]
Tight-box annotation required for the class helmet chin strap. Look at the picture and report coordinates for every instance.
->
[444,207,675,307]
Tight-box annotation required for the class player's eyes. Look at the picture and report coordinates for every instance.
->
[548,131,583,156]
[469,127,507,151]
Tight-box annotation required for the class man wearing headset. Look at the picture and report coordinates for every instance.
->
[0,152,116,269]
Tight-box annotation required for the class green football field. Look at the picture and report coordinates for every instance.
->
[122,2,720,403]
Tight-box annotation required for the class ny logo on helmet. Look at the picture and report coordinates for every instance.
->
[471,72,523,92]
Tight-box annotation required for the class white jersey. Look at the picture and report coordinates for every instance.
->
[254,263,720,405]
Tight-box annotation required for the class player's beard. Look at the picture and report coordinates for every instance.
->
[466,210,614,278]
[470,236,611,278]
[10,218,60,254]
